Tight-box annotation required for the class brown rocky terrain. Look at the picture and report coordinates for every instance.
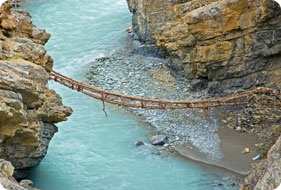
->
[242,135,281,190]
[225,92,281,189]
[0,0,72,185]
[126,0,281,189]
[0,0,279,189]
[0,159,36,189]
[127,0,281,95]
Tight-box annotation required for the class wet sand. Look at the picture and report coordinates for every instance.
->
[175,126,260,175]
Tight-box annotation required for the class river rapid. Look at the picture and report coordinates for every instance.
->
[22,0,240,189]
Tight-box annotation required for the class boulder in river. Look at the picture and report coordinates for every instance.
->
[150,135,168,146]
[136,140,145,147]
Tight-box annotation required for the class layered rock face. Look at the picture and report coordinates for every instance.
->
[127,0,281,95]
[0,0,72,179]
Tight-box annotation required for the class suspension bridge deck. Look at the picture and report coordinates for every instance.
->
[50,70,280,110]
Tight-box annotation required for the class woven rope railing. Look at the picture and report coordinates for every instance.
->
[50,70,280,110]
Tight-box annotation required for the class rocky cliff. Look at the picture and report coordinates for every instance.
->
[0,0,72,180]
[127,0,281,95]
[126,0,281,189]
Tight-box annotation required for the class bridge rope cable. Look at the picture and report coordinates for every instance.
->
[49,70,281,110]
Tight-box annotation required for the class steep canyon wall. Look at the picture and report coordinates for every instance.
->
[0,0,72,181]
[127,0,281,95]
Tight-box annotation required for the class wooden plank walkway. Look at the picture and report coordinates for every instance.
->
[50,70,280,110]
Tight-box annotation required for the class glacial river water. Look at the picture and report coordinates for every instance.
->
[22,0,239,189]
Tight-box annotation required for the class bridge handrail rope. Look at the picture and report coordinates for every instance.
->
[50,70,281,110]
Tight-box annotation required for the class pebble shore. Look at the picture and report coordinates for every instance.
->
[86,37,224,160]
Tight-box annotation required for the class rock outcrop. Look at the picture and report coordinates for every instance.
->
[0,159,34,189]
[0,0,72,179]
[126,0,281,95]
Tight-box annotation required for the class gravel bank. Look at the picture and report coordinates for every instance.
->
[85,37,223,160]
[84,35,265,181]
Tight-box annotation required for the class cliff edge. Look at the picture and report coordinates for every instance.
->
[0,0,72,182]
[127,0,281,95]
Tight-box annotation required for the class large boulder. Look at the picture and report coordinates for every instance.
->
[150,135,168,145]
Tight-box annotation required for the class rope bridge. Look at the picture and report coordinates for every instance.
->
[50,70,280,110]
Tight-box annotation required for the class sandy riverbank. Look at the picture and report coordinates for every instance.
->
[175,125,259,175]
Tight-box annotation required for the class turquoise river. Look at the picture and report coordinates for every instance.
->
[22,0,240,189]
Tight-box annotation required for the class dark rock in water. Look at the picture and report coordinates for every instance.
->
[211,182,224,187]
[150,135,168,146]
[13,169,30,180]
[136,140,144,147]
[152,150,161,155]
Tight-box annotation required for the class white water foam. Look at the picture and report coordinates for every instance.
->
[0,183,6,190]
[0,0,6,6]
